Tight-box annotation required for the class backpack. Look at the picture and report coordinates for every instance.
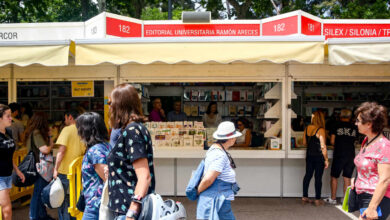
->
[185,159,205,201]
[12,150,38,187]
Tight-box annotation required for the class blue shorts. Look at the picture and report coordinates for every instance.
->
[0,176,12,191]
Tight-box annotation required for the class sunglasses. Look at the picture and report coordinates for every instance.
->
[225,150,237,169]
[355,118,363,124]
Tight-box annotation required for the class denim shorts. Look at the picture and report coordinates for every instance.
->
[0,176,12,191]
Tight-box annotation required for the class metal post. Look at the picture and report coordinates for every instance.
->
[168,0,172,20]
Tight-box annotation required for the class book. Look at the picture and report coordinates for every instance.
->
[194,121,204,128]
[232,91,240,101]
[211,90,218,101]
[219,90,225,101]
[240,90,246,101]
[229,105,237,116]
[183,104,192,116]
[193,135,204,147]
[191,90,199,101]
[183,135,193,147]
[247,91,254,101]
[225,90,232,101]
[191,105,198,116]
[237,106,245,116]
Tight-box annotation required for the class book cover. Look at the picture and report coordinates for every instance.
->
[229,105,237,116]
[183,104,192,116]
[240,90,246,101]
[247,91,254,101]
[191,90,199,101]
[237,106,245,116]
[219,90,225,101]
[193,135,204,147]
[232,91,240,101]
[225,90,232,101]
[191,105,198,116]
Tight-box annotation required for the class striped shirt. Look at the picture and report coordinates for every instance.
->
[204,145,236,200]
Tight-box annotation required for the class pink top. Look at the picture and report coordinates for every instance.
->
[354,137,390,198]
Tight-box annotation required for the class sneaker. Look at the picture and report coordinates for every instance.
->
[323,197,337,205]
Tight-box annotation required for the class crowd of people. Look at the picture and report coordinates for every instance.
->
[0,88,390,219]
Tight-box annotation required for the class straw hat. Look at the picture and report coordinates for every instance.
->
[213,121,242,140]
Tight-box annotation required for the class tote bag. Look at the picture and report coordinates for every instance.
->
[99,181,114,220]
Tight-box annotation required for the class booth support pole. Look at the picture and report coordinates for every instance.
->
[115,65,120,86]
[9,65,16,103]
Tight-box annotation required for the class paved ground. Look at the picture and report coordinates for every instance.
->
[13,197,360,220]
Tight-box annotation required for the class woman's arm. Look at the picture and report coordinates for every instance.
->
[362,163,390,219]
[234,130,252,148]
[13,161,25,183]
[127,158,151,218]
[197,170,220,194]
[94,164,108,182]
[318,128,329,168]
[303,127,307,147]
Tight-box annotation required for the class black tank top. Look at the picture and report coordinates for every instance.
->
[305,127,323,157]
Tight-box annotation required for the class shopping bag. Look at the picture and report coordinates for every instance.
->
[36,152,54,182]
[342,186,351,212]
[99,181,114,220]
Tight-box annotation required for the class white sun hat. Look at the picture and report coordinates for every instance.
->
[213,121,242,140]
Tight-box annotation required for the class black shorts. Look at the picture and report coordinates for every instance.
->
[331,157,355,178]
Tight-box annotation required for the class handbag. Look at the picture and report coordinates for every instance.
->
[347,172,359,212]
[99,181,114,220]
[12,150,38,187]
[36,152,54,182]
[76,191,86,212]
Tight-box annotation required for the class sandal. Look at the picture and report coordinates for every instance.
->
[301,197,313,204]
[314,199,324,206]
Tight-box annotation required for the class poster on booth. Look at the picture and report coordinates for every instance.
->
[72,81,94,97]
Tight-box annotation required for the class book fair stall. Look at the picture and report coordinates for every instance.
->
[1,10,390,198]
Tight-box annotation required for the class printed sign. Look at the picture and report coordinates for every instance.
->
[262,15,298,36]
[301,16,321,35]
[106,17,142,37]
[324,23,390,39]
[72,81,94,97]
[144,23,260,37]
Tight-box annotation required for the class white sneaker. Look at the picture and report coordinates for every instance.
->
[323,197,337,205]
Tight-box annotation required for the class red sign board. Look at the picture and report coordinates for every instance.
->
[324,23,390,39]
[301,16,321,35]
[262,15,298,36]
[144,24,260,37]
[106,17,142,37]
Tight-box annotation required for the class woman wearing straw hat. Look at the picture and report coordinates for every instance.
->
[196,121,241,220]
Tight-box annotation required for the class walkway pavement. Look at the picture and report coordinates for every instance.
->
[13,197,360,220]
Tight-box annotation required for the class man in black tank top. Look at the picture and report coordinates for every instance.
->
[324,109,357,205]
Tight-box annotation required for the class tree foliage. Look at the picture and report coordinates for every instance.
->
[197,0,390,19]
[1,0,389,23]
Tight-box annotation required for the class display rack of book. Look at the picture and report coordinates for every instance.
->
[0,82,8,105]
[17,81,105,122]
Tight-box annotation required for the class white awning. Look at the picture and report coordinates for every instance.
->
[75,36,325,65]
[328,38,390,65]
[0,40,70,67]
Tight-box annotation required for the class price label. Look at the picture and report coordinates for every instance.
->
[262,15,298,36]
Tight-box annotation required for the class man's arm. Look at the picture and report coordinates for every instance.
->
[53,145,66,179]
